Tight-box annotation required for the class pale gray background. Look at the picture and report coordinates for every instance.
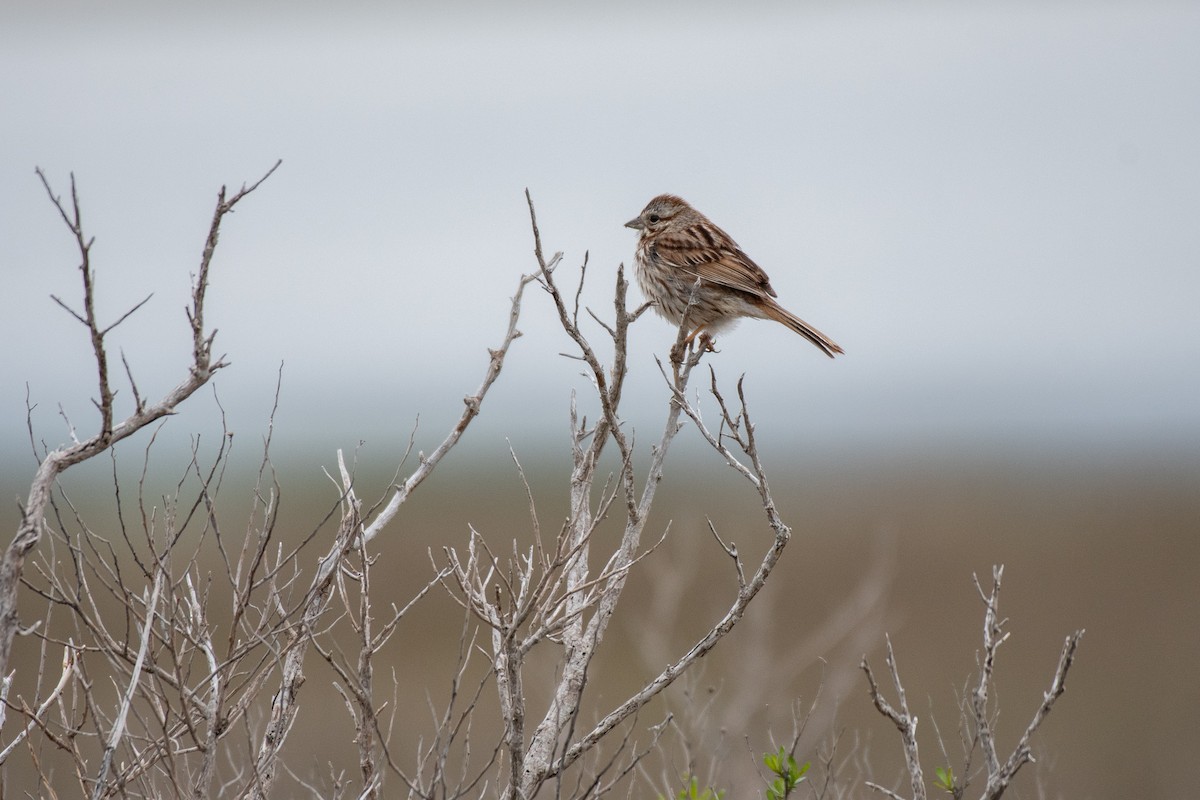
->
[4,1,1198,462]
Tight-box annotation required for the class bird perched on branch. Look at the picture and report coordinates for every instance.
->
[625,194,843,358]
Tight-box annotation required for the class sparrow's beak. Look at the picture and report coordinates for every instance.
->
[624,217,644,230]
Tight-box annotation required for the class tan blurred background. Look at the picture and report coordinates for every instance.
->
[2,419,1195,796]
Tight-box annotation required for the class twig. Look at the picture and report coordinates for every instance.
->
[91,567,164,799]
[861,636,927,800]
[0,645,77,763]
[973,567,1084,799]
[246,264,537,798]
[364,268,539,543]
[2,163,279,681]
[970,566,1005,777]
[863,566,1085,800]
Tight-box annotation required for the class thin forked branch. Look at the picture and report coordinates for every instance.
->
[4,162,280,680]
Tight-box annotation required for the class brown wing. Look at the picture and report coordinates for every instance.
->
[652,221,778,299]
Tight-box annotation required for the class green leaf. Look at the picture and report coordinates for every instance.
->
[763,747,810,799]
[933,765,956,792]
[661,775,724,800]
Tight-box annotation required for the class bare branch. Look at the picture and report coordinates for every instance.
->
[100,292,155,337]
[0,645,77,763]
[362,267,540,544]
[246,264,537,797]
[91,566,164,799]
[972,566,1085,800]
[863,566,1085,800]
[971,566,1007,778]
[861,636,926,800]
[864,781,907,800]
[3,163,279,680]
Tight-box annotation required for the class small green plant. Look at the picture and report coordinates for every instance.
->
[659,775,726,800]
[763,746,810,800]
[934,765,957,794]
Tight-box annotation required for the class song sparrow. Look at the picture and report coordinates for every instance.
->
[625,194,843,358]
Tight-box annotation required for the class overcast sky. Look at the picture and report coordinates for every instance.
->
[3,1,1198,464]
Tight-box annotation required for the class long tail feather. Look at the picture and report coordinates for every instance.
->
[761,301,844,358]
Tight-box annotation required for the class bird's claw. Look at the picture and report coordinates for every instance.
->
[670,334,718,364]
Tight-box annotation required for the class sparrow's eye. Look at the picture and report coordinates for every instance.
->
[648,214,661,223]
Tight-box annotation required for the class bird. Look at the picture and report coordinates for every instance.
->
[625,194,843,358]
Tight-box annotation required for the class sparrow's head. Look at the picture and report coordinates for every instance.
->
[624,194,696,235]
